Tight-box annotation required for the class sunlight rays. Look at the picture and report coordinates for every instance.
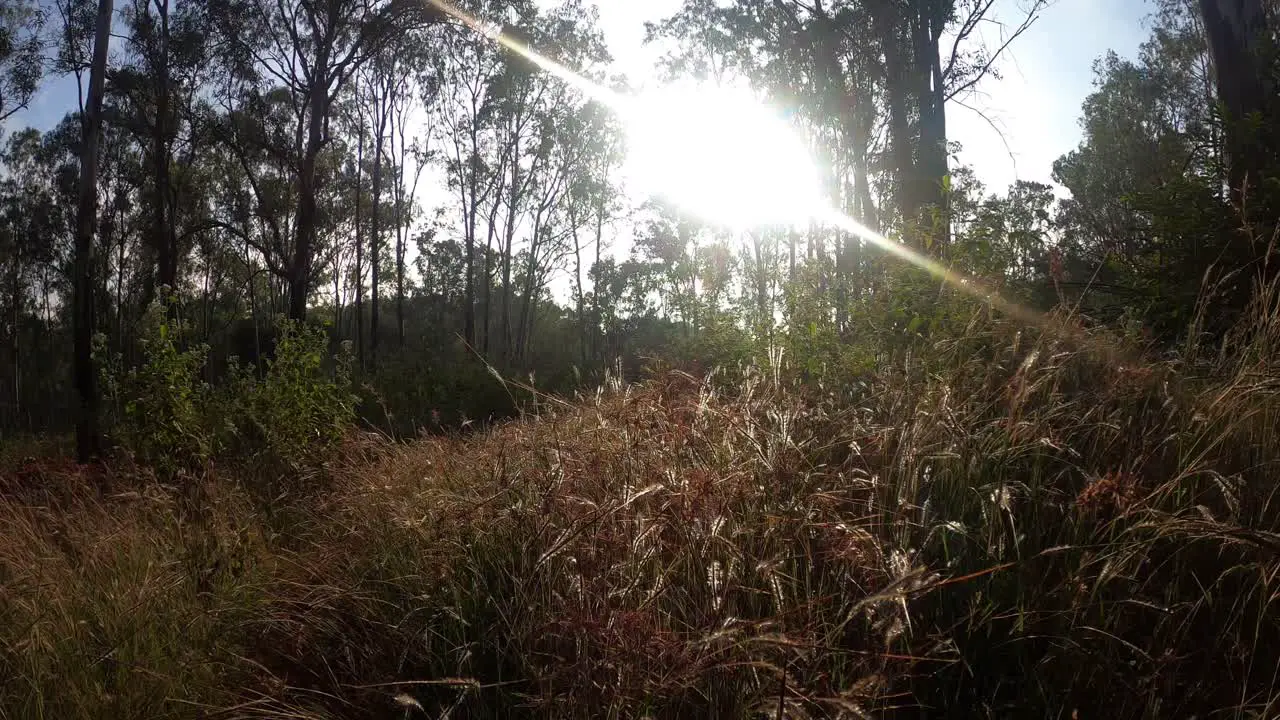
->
[620,81,824,229]
[421,0,1075,342]
[424,0,625,108]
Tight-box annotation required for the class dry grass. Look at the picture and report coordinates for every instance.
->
[2,305,1280,718]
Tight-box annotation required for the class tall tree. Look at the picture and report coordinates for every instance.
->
[352,117,366,365]
[364,54,396,364]
[430,10,508,347]
[210,0,439,320]
[563,97,623,366]
[649,0,1044,254]
[1051,2,1238,330]
[1197,0,1277,228]
[117,0,208,303]
[389,56,431,348]
[73,0,114,462]
[0,130,58,426]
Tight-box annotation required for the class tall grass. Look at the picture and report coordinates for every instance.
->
[2,287,1279,717]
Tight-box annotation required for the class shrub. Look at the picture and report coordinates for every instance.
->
[104,308,356,477]
[224,319,357,468]
[102,300,218,477]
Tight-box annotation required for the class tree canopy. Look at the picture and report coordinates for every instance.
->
[0,0,1274,446]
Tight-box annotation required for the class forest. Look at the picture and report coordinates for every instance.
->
[1,0,1279,717]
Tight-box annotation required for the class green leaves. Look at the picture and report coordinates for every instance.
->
[104,307,356,478]
[105,302,215,477]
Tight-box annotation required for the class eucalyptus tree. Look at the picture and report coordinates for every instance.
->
[503,0,613,362]
[1196,0,1277,213]
[388,38,435,348]
[562,94,625,365]
[649,0,1047,248]
[633,200,709,335]
[71,0,115,461]
[354,29,433,362]
[0,0,44,121]
[485,4,561,361]
[212,88,305,314]
[207,0,442,320]
[360,51,396,363]
[332,84,369,362]
[1051,0,1239,327]
[428,1,512,346]
[114,0,210,303]
[94,107,145,349]
[0,130,60,427]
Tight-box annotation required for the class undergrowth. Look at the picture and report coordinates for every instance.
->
[99,299,357,479]
[2,290,1279,718]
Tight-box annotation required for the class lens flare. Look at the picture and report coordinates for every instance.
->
[620,81,824,228]
[421,0,1114,357]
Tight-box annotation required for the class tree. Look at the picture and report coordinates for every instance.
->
[209,0,440,320]
[0,0,44,121]
[0,130,59,426]
[389,43,433,348]
[1051,2,1240,331]
[363,52,396,363]
[116,0,209,304]
[1197,0,1277,213]
[563,97,624,366]
[73,0,114,462]
[429,6,509,346]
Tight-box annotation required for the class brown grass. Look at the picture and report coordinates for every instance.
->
[2,306,1280,718]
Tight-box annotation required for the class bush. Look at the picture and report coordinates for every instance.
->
[223,319,357,468]
[104,306,356,477]
[102,301,219,476]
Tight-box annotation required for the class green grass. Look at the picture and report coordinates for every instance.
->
[2,301,1279,718]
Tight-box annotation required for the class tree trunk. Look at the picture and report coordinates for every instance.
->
[914,4,950,248]
[8,258,20,418]
[500,159,520,363]
[289,60,329,322]
[788,227,797,282]
[333,249,342,331]
[874,4,917,233]
[1197,0,1275,210]
[516,213,541,361]
[151,0,177,297]
[592,200,603,364]
[116,197,125,348]
[481,218,494,354]
[478,150,508,355]
[370,103,387,366]
[392,103,410,349]
[518,229,544,366]
[74,0,114,463]
[463,127,479,347]
[396,222,405,348]
[572,220,587,367]
[245,241,261,366]
[354,122,365,368]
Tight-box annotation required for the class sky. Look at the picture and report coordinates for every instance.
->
[5,0,1152,198]
[591,0,1151,194]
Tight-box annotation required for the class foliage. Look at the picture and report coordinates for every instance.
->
[224,319,357,468]
[102,298,217,476]
[4,0,1280,716]
[5,295,1280,717]
[103,303,356,476]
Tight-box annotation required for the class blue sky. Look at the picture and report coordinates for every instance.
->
[942,0,1149,192]
[7,0,1152,196]
[595,0,1151,194]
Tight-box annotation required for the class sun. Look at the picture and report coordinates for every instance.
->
[619,80,824,229]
